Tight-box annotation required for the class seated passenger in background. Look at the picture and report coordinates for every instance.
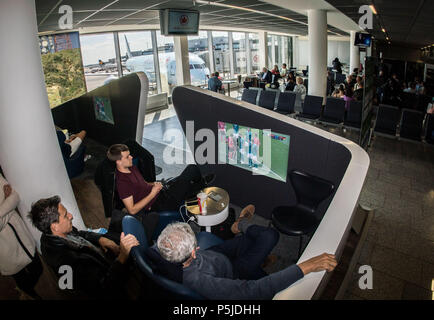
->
[353,82,364,101]
[343,87,355,110]
[293,77,307,100]
[285,77,296,91]
[56,128,86,158]
[403,82,417,93]
[271,65,280,75]
[28,196,138,298]
[280,63,288,78]
[332,88,343,98]
[107,144,212,215]
[354,76,363,91]
[426,97,434,114]
[207,72,222,92]
[260,67,272,84]
[155,208,337,300]
[344,75,354,90]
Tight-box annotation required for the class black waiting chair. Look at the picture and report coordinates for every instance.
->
[296,94,323,121]
[275,91,296,115]
[271,170,335,259]
[373,104,400,137]
[320,97,346,124]
[122,215,223,300]
[425,113,434,144]
[344,100,363,129]
[258,90,277,110]
[399,109,424,141]
[399,92,418,110]
[241,88,259,105]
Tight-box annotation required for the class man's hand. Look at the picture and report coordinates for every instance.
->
[98,237,120,256]
[3,184,12,199]
[297,253,337,275]
[117,232,139,264]
[150,183,162,196]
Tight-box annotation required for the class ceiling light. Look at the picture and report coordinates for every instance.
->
[382,28,386,33]
[369,5,378,15]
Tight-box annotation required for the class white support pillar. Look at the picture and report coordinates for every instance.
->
[350,31,361,74]
[245,32,251,75]
[293,36,299,68]
[207,31,215,73]
[0,0,85,246]
[258,31,268,70]
[228,32,235,77]
[308,9,328,100]
[174,35,191,85]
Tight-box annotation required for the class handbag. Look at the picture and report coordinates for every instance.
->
[8,222,34,261]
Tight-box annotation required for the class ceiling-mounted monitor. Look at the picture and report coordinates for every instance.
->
[354,32,372,47]
[159,9,200,36]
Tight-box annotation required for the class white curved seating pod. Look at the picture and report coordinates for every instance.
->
[172,86,370,300]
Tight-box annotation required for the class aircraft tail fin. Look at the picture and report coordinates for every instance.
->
[124,35,133,59]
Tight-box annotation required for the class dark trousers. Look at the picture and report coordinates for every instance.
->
[12,254,43,299]
[209,225,279,280]
[152,165,205,212]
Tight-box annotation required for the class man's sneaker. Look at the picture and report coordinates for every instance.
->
[231,204,255,234]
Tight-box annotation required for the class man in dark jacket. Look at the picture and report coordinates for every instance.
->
[28,196,138,298]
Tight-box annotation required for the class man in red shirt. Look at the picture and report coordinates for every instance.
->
[107,144,210,216]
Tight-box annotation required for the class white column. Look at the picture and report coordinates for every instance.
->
[174,35,191,85]
[308,9,328,100]
[292,36,299,68]
[207,31,215,73]
[258,31,268,70]
[245,33,252,74]
[350,31,361,74]
[0,0,85,245]
[228,32,235,77]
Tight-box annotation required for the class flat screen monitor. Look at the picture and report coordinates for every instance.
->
[218,121,290,182]
[160,9,200,36]
[354,32,372,47]
[93,96,114,125]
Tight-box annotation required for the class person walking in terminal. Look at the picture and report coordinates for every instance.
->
[155,206,337,300]
[207,71,222,92]
[0,170,42,300]
[293,77,307,100]
[28,196,139,298]
[107,144,213,214]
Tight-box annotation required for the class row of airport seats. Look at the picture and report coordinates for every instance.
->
[241,88,362,129]
[398,92,432,113]
[374,104,434,143]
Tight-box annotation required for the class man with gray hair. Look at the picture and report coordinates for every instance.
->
[156,208,337,300]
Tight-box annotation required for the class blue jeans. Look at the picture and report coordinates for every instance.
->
[208,225,279,280]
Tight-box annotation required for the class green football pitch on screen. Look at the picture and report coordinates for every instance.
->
[218,121,290,182]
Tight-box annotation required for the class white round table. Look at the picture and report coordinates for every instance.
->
[185,187,229,232]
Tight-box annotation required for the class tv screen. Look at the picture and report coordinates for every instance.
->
[93,96,114,125]
[160,9,199,35]
[354,32,372,47]
[218,121,290,182]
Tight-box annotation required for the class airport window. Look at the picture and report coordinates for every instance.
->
[212,31,230,78]
[232,32,247,75]
[80,33,117,92]
[249,33,260,73]
[156,30,176,94]
[118,31,157,95]
[188,30,210,86]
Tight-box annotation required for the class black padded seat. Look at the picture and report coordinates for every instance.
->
[241,88,259,105]
[272,206,319,236]
[271,170,335,259]
[399,92,417,109]
[374,104,400,136]
[399,109,424,141]
[296,94,322,120]
[344,100,362,129]
[275,91,296,114]
[425,113,434,144]
[258,90,277,110]
[320,97,346,124]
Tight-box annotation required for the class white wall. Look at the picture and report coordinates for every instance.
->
[295,38,350,69]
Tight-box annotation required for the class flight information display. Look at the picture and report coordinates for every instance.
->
[218,121,290,182]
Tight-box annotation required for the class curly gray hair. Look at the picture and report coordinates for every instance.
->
[157,222,197,263]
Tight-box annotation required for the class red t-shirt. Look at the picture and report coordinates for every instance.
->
[116,165,157,211]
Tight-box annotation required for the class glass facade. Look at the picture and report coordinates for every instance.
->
[232,32,247,75]
[80,33,117,92]
[118,31,157,94]
[78,29,293,94]
[188,30,210,86]
[212,31,230,78]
